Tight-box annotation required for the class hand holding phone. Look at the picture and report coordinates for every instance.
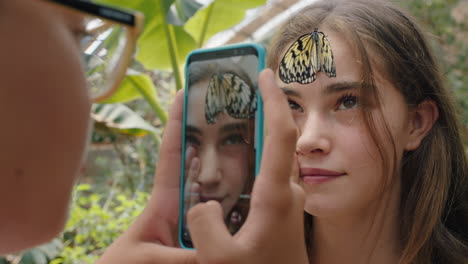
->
[98,91,197,264]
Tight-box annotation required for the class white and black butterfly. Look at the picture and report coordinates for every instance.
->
[279,28,336,84]
[205,72,257,124]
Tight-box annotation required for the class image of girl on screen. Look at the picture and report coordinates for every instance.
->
[183,61,257,235]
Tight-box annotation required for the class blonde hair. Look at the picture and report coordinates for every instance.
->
[268,0,468,263]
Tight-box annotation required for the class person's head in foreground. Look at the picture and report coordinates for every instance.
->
[0,0,142,254]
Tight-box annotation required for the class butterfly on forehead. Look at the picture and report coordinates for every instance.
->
[279,28,337,84]
[205,71,257,124]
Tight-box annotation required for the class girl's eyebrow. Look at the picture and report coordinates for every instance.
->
[280,81,362,97]
[322,81,362,95]
[280,87,301,97]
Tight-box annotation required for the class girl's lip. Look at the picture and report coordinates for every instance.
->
[300,168,345,177]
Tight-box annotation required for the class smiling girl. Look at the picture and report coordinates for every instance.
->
[267,0,467,263]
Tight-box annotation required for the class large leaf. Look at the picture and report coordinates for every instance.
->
[36,239,63,260]
[166,0,207,25]
[20,249,47,264]
[136,23,197,69]
[185,0,267,47]
[95,0,173,29]
[98,74,157,104]
[91,103,158,137]
[96,0,196,70]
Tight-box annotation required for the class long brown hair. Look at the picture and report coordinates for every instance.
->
[267,0,468,263]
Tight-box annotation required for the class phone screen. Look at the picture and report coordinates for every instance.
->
[180,45,263,248]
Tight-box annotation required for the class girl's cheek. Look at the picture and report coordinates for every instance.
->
[334,110,363,126]
[291,113,306,131]
[223,145,250,159]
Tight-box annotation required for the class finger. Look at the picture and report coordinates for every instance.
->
[137,90,184,245]
[184,157,200,215]
[189,184,200,209]
[154,89,185,191]
[256,68,297,188]
[188,158,200,210]
[98,240,198,264]
[241,69,299,231]
[185,146,196,168]
[138,245,198,264]
[183,147,197,212]
[187,201,236,263]
[290,153,300,184]
[183,153,194,202]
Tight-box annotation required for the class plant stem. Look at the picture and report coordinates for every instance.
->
[159,0,183,91]
[130,77,168,124]
[198,3,215,47]
[168,25,183,91]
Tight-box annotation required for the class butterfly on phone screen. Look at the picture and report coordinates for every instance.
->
[279,28,336,84]
[205,72,257,124]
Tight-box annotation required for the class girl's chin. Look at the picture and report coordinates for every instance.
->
[303,196,346,218]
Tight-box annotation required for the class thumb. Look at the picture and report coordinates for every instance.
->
[187,201,236,262]
[290,153,300,184]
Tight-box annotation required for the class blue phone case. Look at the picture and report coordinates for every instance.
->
[179,43,265,249]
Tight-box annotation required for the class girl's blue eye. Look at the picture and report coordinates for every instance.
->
[337,94,359,110]
[288,99,303,112]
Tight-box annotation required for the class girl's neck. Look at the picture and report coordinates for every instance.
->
[309,189,402,264]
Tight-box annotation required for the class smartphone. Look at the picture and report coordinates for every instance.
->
[179,43,265,249]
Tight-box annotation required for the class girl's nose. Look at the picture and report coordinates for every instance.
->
[198,146,222,186]
[296,113,331,155]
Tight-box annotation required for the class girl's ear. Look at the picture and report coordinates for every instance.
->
[405,100,439,151]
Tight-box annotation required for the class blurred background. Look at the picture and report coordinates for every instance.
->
[1,0,466,263]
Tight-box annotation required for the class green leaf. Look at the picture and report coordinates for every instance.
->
[37,239,63,259]
[166,0,206,25]
[76,184,91,192]
[94,0,172,29]
[20,249,47,264]
[185,0,267,47]
[136,23,197,69]
[91,103,158,137]
[49,259,63,264]
[96,0,194,70]
[97,74,157,104]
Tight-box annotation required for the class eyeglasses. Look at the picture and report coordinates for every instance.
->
[44,0,144,102]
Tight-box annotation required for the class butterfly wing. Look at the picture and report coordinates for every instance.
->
[222,72,256,120]
[279,33,317,84]
[316,31,336,77]
[248,89,257,119]
[205,74,223,124]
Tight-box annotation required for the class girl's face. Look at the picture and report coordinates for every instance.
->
[186,79,253,217]
[276,28,413,218]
